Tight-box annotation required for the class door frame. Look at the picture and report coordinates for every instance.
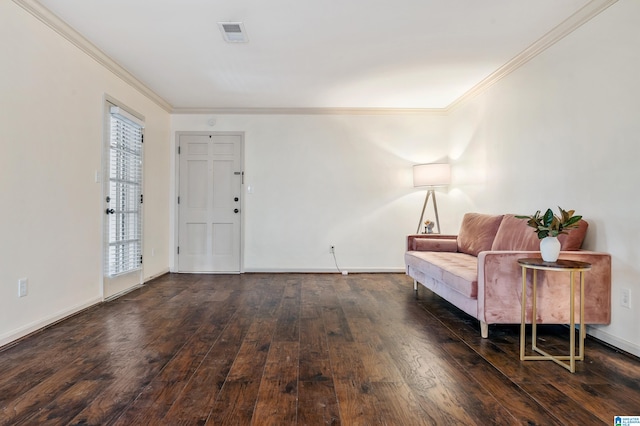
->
[173,131,245,273]
[102,96,145,299]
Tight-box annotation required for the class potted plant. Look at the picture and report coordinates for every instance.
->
[515,207,582,262]
[424,220,435,234]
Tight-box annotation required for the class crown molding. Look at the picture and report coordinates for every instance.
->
[171,107,446,115]
[13,0,616,116]
[12,0,173,113]
[447,0,618,112]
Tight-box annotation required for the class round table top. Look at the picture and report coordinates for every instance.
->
[517,257,592,271]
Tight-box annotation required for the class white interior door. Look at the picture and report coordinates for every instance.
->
[178,133,243,273]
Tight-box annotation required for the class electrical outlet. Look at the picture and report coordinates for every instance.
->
[621,288,631,308]
[18,278,28,298]
[330,245,335,254]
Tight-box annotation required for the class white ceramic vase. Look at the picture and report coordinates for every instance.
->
[540,236,561,262]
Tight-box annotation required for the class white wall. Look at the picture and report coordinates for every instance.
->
[448,0,640,355]
[3,0,637,358]
[171,114,450,272]
[0,1,171,345]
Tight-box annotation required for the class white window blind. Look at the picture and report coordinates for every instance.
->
[105,106,143,277]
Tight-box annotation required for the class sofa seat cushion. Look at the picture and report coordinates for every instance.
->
[405,251,479,298]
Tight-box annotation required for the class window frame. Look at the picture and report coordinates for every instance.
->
[103,101,144,278]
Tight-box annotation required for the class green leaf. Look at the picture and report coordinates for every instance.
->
[564,215,582,228]
[537,229,549,239]
[562,208,575,222]
[516,208,581,239]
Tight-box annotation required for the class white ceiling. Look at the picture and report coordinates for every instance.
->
[35,0,596,111]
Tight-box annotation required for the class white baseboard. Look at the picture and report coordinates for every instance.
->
[0,296,103,348]
[105,269,170,302]
[168,267,406,274]
[144,268,170,283]
[587,326,640,358]
[103,284,144,302]
[242,267,406,274]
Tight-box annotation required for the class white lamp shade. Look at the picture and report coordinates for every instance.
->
[413,163,451,187]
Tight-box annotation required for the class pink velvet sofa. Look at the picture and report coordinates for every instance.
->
[405,213,611,338]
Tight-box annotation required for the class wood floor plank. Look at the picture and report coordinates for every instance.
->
[252,341,300,425]
[327,342,371,383]
[225,318,278,382]
[331,378,382,425]
[300,278,324,319]
[375,381,456,426]
[367,314,517,424]
[297,380,341,426]
[110,303,232,425]
[0,357,104,425]
[20,379,107,425]
[273,281,301,343]
[71,300,220,424]
[0,273,638,425]
[299,317,332,382]
[298,316,341,425]
[440,340,563,425]
[521,382,609,425]
[321,303,354,343]
[206,317,278,424]
[160,310,255,424]
[207,381,261,425]
[0,315,110,408]
[551,382,640,424]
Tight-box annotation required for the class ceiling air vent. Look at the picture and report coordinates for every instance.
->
[218,22,248,43]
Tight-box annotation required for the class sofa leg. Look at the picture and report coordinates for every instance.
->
[480,321,488,338]
[413,280,418,291]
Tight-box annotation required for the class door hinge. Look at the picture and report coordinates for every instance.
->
[177,246,180,255]
[140,194,143,204]
[141,134,144,144]
[178,146,181,154]
[177,196,180,204]
[140,255,143,264]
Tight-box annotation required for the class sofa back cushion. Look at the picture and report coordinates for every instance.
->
[491,214,589,251]
[560,219,589,250]
[457,213,504,256]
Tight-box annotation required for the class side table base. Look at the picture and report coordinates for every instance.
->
[521,331,585,373]
[518,259,590,374]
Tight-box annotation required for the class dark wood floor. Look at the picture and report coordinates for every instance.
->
[0,273,638,425]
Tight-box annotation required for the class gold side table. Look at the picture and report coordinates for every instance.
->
[517,258,591,373]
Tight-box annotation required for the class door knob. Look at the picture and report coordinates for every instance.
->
[106,208,115,215]
[234,197,239,202]
[234,208,239,213]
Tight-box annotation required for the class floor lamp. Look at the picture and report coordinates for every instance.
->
[413,163,451,234]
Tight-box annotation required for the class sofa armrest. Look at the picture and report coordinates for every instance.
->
[407,234,459,252]
[477,250,611,325]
